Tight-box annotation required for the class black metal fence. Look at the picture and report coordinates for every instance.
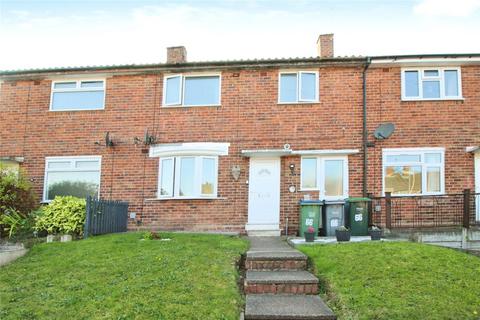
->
[369,189,479,229]
[84,196,129,238]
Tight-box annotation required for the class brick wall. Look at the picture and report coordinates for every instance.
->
[365,66,480,196]
[1,64,478,234]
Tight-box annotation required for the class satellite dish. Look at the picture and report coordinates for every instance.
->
[105,132,114,147]
[374,123,395,140]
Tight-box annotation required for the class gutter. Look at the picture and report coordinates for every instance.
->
[362,57,371,197]
[0,57,365,80]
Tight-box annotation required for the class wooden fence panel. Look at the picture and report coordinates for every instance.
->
[84,197,129,238]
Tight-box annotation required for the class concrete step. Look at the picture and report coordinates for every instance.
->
[245,271,319,294]
[245,294,336,320]
[245,251,308,271]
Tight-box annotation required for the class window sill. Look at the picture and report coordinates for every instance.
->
[145,197,227,201]
[161,105,221,109]
[401,97,464,102]
[49,108,105,112]
[383,193,445,197]
[277,101,320,106]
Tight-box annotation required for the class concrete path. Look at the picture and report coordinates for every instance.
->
[244,237,336,320]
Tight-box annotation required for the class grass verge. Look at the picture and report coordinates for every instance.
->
[299,242,480,320]
[0,232,248,320]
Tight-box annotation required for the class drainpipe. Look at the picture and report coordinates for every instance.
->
[362,57,371,197]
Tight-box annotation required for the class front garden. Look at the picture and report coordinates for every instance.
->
[300,242,480,320]
[0,232,248,319]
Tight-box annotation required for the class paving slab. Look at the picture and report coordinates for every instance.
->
[245,294,336,320]
[249,237,297,252]
[246,270,318,284]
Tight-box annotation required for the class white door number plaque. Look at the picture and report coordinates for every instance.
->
[330,219,339,227]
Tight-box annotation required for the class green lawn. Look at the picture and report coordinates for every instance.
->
[0,232,248,320]
[299,242,480,320]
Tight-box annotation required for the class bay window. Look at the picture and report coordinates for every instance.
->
[158,156,218,198]
[301,156,348,199]
[383,148,444,196]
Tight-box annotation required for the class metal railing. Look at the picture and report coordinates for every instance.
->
[369,189,479,229]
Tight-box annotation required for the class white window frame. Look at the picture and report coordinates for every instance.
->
[278,71,319,104]
[382,148,445,196]
[401,67,462,101]
[162,73,222,107]
[157,156,219,199]
[49,79,106,111]
[43,156,102,202]
[300,156,349,200]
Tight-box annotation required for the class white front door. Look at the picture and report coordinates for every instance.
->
[475,153,480,221]
[246,158,281,234]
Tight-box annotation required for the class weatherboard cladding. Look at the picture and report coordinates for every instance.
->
[0,56,479,234]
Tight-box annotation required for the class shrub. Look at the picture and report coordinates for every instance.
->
[0,167,37,238]
[35,196,86,235]
[143,231,161,240]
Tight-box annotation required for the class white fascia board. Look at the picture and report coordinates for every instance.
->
[292,149,360,156]
[382,147,445,153]
[149,142,230,157]
[241,149,292,157]
[466,146,480,153]
[371,57,480,68]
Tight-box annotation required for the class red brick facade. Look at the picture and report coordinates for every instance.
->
[1,56,479,234]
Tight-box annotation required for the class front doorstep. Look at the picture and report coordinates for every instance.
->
[245,224,281,237]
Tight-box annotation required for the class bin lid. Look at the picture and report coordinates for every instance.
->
[346,197,371,202]
[324,200,345,204]
[299,200,324,205]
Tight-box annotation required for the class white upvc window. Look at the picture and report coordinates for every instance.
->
[300,156,348,200]
[158,156,219,199]
[163,74,221,107]
[50,79,105,111]
[382,148,445,196]
[43,156,101,202]
[401,68,462,100]
[278,71,319,103]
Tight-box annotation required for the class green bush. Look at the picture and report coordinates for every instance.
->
[35,196,86,235]
[0,167,37,238]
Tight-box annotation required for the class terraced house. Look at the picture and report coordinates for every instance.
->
[1,34,479,235]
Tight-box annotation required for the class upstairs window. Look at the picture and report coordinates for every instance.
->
[301,156,348,199]
[279,71,319,103]
[50,80,105,111]
[163,74,221,107]
[401,68,462,100]
[383,148,444,196]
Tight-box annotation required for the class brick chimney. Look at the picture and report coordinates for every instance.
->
[316,34,334,58]
[167,46,187,64]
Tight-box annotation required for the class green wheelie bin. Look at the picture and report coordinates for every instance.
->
[346,197,371,236]
[299,200,323,237]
